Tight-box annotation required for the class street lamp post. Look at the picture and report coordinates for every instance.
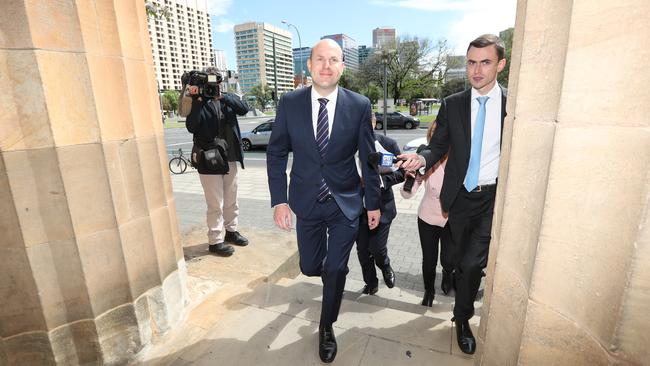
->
[282,20,304,87]
[380,49,393,136]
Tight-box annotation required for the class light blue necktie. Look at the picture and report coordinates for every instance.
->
[464,96,489,191]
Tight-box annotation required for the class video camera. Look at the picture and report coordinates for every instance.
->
[181,70,223,98]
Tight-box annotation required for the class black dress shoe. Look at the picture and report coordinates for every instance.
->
[362,284,378,295]
[421,290,434,307]
[319,324,337,363]
[224,231,249,246]
[208,242,234,256]
[441,270,454,295]
[381,266,395,288]
[453,318,476,354]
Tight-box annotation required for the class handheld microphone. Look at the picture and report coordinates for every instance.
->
[368,152,402,168]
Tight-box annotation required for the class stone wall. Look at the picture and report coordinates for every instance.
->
[478,0,650,365]
[0,1,187,364]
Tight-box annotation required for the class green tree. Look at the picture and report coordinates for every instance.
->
[363,84,382,105]
[356,37,451,104]
[497,27,514,87]
[145,1,171,20]
[440,78,466,98]
[248,83,273,111]
[161,90,179,112]
[338,69,359,92]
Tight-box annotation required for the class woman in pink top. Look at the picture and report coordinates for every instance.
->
[400,122,454,307]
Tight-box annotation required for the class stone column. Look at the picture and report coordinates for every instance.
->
[0,1,187,365]
[478,0,650,365]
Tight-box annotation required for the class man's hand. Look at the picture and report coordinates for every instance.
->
[188,85,199,95]
[396,153,425,171]
[367,209,381,230]
[273,204,293,231]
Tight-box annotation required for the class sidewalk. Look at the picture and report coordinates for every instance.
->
[133,166,477,365]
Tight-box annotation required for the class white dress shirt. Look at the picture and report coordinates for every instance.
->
[470,83,502,185]
[311,87,338,139]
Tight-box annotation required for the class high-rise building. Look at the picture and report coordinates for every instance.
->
[372,27,396,49]
[146,0,214,91]
[321,34,359,72]
[358,45,374,66]
[213,49,228,71]
[234,22,294,94]
[292,46,311,82]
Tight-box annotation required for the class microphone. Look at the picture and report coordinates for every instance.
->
[368,152,403,169]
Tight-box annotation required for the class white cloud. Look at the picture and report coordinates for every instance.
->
[447,0,516,54]
[371,0,490,11]
[371,0,517,54]
[206,0,233,17]
[214,18,235,33]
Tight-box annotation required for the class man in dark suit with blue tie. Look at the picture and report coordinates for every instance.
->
[399,34,507,355]
[267,39,381,363]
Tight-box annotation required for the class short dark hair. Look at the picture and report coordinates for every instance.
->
[467,34,505,60]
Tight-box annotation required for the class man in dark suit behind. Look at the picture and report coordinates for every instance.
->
[356,115,404,295]
[399,34,507,355]
[267,39,381,363]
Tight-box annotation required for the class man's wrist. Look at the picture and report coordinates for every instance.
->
[273,203,288,209]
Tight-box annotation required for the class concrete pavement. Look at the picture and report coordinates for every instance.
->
[132,165,478,365]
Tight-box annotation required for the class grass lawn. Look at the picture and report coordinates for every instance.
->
[163,120,187,129]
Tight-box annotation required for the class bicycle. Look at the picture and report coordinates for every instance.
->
[169,148,191,174]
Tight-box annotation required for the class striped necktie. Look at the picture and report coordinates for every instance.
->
[316,98,330,201]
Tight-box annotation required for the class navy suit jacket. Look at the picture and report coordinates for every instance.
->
[420,86,507,212]
[267,86,381,221]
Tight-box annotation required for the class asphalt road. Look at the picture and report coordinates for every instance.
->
[164,117,428,168]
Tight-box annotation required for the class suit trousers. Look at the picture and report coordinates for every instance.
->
[417,219,454,292]
[448,185,496,321]
[199,162,239,245]
[296,197,359,326]
[356,211,392,288]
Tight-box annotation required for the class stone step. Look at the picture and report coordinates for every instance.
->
[143,270,480,366]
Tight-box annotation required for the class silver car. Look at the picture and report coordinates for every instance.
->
[241,119,274,151]
[402,136,427,152]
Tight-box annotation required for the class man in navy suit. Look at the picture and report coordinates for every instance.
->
[399,34,507,355]
[267,39,381,363]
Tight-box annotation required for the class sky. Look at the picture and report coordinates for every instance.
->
[207,0,517,70]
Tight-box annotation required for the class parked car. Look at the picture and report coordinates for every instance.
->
[374,111,420,130]
[241,119,273,151]
[402,136,427,153]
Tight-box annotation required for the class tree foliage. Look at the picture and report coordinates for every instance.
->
[161,90,179,112]
[497,27,514,87]
[145,1,171,20]
[353,37,452,104]
[440,78,466,98]
[248,83,274,111]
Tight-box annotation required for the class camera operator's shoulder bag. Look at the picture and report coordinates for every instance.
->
[192,137,229,175]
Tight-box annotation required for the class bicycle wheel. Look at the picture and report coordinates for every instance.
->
[169,157,188,174]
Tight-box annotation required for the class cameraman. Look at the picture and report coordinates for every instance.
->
[182,66,250,256]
